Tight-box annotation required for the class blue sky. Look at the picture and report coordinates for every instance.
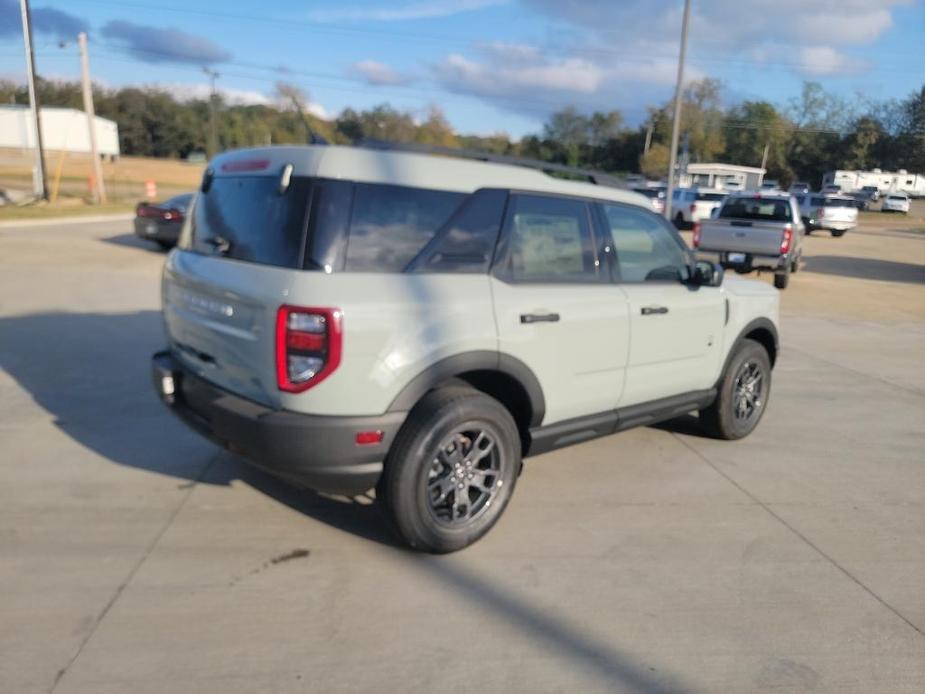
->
[1,0,923,137]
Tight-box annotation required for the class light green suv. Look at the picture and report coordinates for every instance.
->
[152,144,780,552]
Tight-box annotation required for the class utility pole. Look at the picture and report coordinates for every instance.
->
[643,119,654,155]
[203,67,220,158]
[664,0,692,221]
[19,0,48,200]
[78,32,106,204]
[760,142,770,173]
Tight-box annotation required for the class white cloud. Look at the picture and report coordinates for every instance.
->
[305,102,330,120]
[308,0,509,22]
[433,42,703,121]
[162,83,272,106]
[798,47,868,76]
[348,60,408,86]
[163,83,330,118]
[519,0,908,79]
[440,52,604,94]
[429,0,908,122]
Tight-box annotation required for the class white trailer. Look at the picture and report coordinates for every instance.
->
[822,169,925,198]
[0,105,120,158]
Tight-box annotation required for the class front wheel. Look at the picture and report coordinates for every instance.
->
[699,339,772,440]
[378,387,521,553]
[674,212,686,229]
[831,229,846,238]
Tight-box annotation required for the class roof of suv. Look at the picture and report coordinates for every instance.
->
[212,144,650,207]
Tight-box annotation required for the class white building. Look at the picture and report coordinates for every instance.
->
[822,169,925,197]
[680,163,766,191]
[0,105,120,158]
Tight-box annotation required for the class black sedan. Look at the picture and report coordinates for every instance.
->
[134,193,194,249]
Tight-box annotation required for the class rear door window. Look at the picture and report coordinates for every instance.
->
[409,189,507,273]
[344,183,465,272]
[190,175,311,268]
[500,194,599,283]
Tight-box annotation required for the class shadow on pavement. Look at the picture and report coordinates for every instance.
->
[0,309,398,548]
[101,233,169,253]
[0,309,690,691]
[803,255,925,284]
[418,556,684,693]
[651,413,712,439]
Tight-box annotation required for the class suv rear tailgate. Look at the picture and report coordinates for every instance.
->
[163,251,291,408]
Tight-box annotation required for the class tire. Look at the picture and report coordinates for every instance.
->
[155,240,173,250]
[791,254,800,273]
[699,338,772,440]
[831,229,846,238]
[674,212,686,230]
[378,387,521,553]
[773,263,790,289]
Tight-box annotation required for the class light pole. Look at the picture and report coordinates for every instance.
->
[78,32,106,203]
[203,67,220,158]
[19,0,48,200]
[664,0,692,221]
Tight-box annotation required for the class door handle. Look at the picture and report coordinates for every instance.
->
[641,306,669,316]
[520,312,560,324]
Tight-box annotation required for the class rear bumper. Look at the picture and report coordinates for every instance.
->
[134,218,182,243]
[705,250,790,272]
[151,351,406,495]
[817,221,855,231]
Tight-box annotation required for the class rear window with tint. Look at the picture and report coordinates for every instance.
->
[887,195,907,201]
[697,192,726,202]
[633,188,663,199]
[190,176,310,268]
[823,198,855,208]
[719,198,791,222]
[344,184,465,272]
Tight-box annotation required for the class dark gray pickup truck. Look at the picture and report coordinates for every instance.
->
[693,193,804,289]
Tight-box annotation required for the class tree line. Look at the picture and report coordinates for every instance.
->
[2,77,922,188]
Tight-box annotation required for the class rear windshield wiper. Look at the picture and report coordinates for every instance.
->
[205,236,232,255]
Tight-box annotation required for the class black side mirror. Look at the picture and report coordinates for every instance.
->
[692,259,723,287]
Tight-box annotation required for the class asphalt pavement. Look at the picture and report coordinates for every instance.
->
[1,215,923,693]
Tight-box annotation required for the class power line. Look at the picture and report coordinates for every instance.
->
[22,50,875,137]
[74,0,924,75]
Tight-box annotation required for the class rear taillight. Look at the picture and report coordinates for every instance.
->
[817,207,824,219]
[780,225,793,255]
[163,208,183,221]
[275,305,342,393]
[692,222,702,248]
[690,203,697,213]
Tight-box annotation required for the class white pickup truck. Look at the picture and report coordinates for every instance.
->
[693,193,804,289]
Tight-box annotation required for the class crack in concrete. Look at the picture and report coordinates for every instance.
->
[673,433,925,641]
[49,451,223,693]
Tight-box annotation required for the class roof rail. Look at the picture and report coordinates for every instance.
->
[358,139,626,189]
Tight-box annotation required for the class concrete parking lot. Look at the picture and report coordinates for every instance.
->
[1,207,924,693]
